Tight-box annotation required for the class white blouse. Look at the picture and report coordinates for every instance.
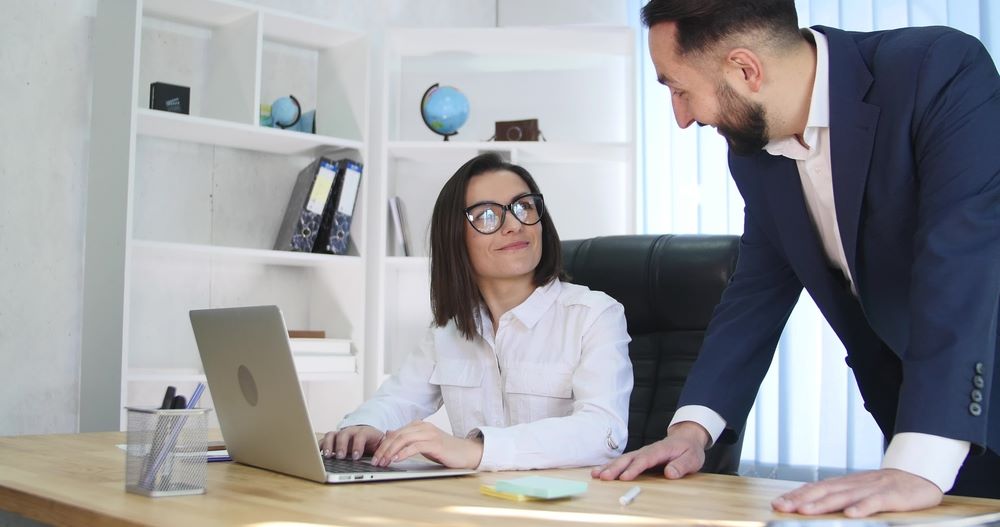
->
[338,279,633,471]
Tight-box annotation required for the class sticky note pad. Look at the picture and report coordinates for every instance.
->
[479,484,542,501]
[494,476,588,499]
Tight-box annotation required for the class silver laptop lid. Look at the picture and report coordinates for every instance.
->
[190,305,329,483]
[190,305,475,484]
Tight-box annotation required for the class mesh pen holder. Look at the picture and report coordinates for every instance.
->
[125,406,211,497]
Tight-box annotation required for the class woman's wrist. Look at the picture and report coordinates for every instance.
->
[466,435,484,468]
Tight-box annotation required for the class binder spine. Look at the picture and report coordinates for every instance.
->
[318,160,363,255]
[274,158,339,252]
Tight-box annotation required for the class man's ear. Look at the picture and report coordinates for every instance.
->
[726,48,763,92]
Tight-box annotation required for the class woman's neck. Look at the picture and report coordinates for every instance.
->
[478,277,537,335]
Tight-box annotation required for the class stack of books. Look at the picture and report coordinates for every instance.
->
[288,336,355,373]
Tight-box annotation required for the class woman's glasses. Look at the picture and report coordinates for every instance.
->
[464,193,545,235]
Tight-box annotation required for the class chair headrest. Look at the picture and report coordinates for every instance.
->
[562,235,739,334]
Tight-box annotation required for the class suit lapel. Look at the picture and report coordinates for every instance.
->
[753,153,830,276]
[815,26,881,286]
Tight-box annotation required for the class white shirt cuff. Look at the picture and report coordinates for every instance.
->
[881,432,969,493]
[669,405,726,449]
[474,426,517,471]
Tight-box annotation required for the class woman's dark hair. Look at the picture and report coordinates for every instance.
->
[429,153,563,340]
[641,0,801,55]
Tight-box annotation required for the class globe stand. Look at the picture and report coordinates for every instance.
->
[420,83,468,142]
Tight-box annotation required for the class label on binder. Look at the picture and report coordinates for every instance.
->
[306,165,336,215]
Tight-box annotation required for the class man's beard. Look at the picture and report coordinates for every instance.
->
[715,82,769,156]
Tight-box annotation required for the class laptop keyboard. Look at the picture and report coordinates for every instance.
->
[323,457,404,474]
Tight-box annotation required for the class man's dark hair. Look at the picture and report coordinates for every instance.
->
[641,0,801,55]
[429,152,563,340]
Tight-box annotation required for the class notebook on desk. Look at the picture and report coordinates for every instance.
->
[189,305,475,484]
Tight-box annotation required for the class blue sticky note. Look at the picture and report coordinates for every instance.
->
[494,476,588,499]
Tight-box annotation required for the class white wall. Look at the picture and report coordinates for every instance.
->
[0,1,95,436]
[0,0,625,437]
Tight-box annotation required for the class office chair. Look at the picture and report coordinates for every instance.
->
[562,234,743,475]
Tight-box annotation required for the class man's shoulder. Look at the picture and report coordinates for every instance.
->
[822,25,975,49]
[822,25,985,71]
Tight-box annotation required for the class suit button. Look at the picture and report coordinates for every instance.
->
[973,375,985,389]
[975,362,985,375]
[971,389,983,403]
[970,402,982,416]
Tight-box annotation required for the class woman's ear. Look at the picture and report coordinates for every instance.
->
[726,48,764,93]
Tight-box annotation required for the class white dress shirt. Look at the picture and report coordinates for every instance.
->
[339,279,633,471]
[670,28,968,492]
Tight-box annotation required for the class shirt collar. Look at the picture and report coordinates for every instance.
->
[476,279,562,337]
[764,27,830,159]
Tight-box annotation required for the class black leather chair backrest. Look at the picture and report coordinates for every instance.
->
[562,234,743,475]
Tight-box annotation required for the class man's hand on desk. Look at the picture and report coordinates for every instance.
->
[771,468,943,517]
[320,425,385,460]
[591,421,709,481]
[370,421,483,469]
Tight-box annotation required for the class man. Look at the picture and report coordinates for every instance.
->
[594,0,1000,517]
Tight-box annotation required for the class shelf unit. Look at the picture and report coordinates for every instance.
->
[81,0,369,432]
[370,27,637,391]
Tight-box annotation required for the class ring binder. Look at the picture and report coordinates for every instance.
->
[314,160,363,255]
[274,158,340,252]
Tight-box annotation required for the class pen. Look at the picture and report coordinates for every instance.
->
[619,485,641,506]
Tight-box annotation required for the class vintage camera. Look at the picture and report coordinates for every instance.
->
[494,119,542,141]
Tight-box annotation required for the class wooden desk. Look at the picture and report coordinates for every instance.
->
[1,432,998,526]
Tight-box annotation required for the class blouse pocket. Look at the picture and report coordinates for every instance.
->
[504,366,574,422]
[429,360,484,434]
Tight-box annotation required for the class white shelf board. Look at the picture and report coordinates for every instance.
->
[386,256,430,271]
[128,368,206,383]
[137,109,363,155]
[386,27,632,58]
[260,10,364,49]
[127,369,358,383]
[143,0,256,28]
[144,0,363,50]
[298,372,359,382]
[388,141,630,163]
[131,239,362,268]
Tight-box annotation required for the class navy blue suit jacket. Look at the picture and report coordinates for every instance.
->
[679,26,1000,457]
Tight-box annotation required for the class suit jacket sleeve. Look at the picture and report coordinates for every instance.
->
[677,199,803,444]
[894,31,1000,449]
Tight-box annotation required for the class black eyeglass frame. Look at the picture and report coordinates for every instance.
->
[463,193,545,235]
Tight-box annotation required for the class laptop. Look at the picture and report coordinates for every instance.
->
[189,305,475,483]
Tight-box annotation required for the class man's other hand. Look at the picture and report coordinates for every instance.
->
[771,468,943,517]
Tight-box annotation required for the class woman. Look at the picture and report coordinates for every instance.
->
[319,153,632,471]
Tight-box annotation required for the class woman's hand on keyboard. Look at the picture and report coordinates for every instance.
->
[319,425,385,460]
[371,421,483,469]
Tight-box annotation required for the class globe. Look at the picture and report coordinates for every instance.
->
[420,84,469,141]
[271,95,301,128]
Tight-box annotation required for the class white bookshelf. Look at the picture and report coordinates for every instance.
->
[81,0,369,432]
[137,109,364,155]
[130,239,364,268]
[370,27,637,389]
